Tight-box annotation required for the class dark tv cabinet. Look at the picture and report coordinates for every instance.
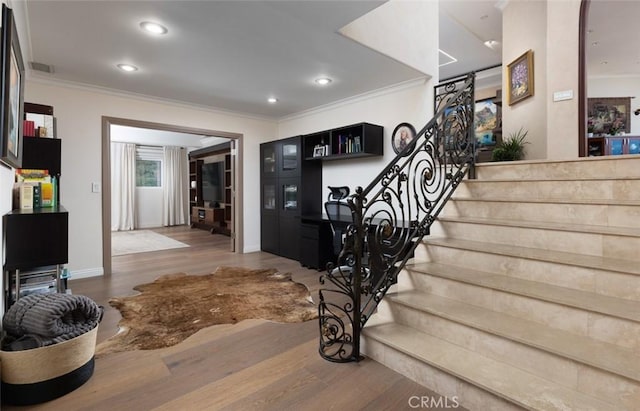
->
[260,136,322,261]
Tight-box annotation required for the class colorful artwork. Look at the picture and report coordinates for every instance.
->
[508,50,534,105]
[587,97,630,135]
[474,98,498,146]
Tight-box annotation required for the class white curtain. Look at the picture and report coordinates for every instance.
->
[163,146,187,226]
[111,142,137,231]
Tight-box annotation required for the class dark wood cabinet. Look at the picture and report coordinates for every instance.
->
[303,122,383,161]
[3,134,67,309]
[260,136,322,260]
[300,219,334,270]
[189,159,203,207]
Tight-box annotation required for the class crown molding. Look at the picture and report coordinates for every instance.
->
[26,74,277,123]
[278,76,429,123]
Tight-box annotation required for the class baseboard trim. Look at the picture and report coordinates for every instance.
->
[70,267,104,280]
[243,245,261,253]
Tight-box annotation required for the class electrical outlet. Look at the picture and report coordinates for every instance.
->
[91,182,101,193]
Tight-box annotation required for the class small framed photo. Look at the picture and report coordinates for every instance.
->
[313,145,325,157]
[392,123,416,156]
[507,49,534,106]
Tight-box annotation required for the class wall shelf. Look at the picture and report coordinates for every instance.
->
[303,122,383,161]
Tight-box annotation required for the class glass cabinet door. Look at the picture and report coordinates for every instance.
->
[281,142,298,173]
[628,138,640,154]
[283,183,298,211]
[262,145,276,175]
[263,184,276,210]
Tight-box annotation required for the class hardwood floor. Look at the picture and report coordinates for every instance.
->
[6,226,462,411]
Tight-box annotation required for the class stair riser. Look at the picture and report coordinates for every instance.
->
[384,301,640,409]
[455,179,640,202]
[360,335,524,411]
[443,200,640,229]
[406,272,640,353]
[437,220,640,260]
[416,243,640,302]
[475,157,640,180]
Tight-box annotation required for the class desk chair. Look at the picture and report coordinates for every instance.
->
[324,186,351,258]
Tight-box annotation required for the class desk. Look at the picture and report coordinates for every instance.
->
[300,214,424,271]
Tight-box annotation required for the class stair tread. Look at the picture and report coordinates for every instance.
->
[363,323,616,411]
[437,215,640,238]
[425,237,640,276]
[407,261,640,323]
[450,196,640,206]
[387,290,640,382]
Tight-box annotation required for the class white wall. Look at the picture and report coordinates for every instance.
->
[588,76,640,135]
[278,79,434,209]
[24,80,277,276]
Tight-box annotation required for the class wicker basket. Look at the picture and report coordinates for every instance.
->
[1,325,98,405]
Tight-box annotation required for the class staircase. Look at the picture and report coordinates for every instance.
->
[361,156,640,410]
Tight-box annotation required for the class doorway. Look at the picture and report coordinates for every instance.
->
[102,117,243,275]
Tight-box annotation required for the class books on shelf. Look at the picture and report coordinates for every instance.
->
[13,169,58,209]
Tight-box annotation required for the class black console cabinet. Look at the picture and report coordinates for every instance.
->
[260,136,322,260]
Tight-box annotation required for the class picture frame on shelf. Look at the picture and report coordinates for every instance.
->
[392,122,416,156]
[507,49,534,106]
[313,145,325,157]
[0,4,25,169]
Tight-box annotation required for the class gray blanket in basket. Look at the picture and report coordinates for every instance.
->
[2,293,102,351]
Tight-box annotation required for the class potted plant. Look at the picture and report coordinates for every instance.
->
[491,127,529,161]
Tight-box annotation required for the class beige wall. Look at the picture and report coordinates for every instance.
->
[502,0,548,160]
[502,0,582,160]
[24,81,277,277]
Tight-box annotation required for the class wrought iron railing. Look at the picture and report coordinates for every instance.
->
[318,73,476,362]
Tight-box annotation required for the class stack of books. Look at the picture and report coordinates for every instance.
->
[14,169,58,209]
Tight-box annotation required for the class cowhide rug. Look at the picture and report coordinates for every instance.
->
[95,266,317,356]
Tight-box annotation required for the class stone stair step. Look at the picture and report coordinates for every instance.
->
[435,216,640,260]
[474,156,640,181]
[444,198,640,229]
[437,216,640,238]
[455,178,640,202]
[407,262,640,323]
[424,237,640,277]
[386,290,640,383]
[362,323,616,411]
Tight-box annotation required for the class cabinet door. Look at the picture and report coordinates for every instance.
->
[607,137,625,155]
[280,177,300,216]
[278,137,301,178]
[260,142,277,179]
[261,179,279,254]
[627,138,640,155]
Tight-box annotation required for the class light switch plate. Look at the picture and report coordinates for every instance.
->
[553,90,573,102]
[91,182,101,193]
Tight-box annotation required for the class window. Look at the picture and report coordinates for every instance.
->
[136,145,163,187]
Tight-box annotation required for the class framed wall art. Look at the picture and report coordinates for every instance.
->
[0,4,25,169]
[507,49,534,106]
[587,97,630,135]
[392,122,416,156]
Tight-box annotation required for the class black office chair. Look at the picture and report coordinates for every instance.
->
[324,186,351,258]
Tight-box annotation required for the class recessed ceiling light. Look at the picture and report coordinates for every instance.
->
[268,97,278,103]
[480,14,489,20]
[484,40,499,49]
[591,41,599,46]
[601,61,608,65]
[315,77,332,86]
[117,63,138,72]
[140,21,168,35]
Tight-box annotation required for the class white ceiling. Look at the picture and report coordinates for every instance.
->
[17,0,505,121]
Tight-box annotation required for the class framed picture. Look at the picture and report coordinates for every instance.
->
[587,97,630,135]
[474,98,498,146]
[313,145,325,157]
[0,4,25,169]
[392,122,416,156]
[507,49,534,106]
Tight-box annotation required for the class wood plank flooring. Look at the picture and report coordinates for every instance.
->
[5,226,463,411]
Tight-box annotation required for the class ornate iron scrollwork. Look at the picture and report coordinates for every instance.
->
[319,73,476,362]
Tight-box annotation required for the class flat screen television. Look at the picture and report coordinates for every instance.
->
[202,161,224,205]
